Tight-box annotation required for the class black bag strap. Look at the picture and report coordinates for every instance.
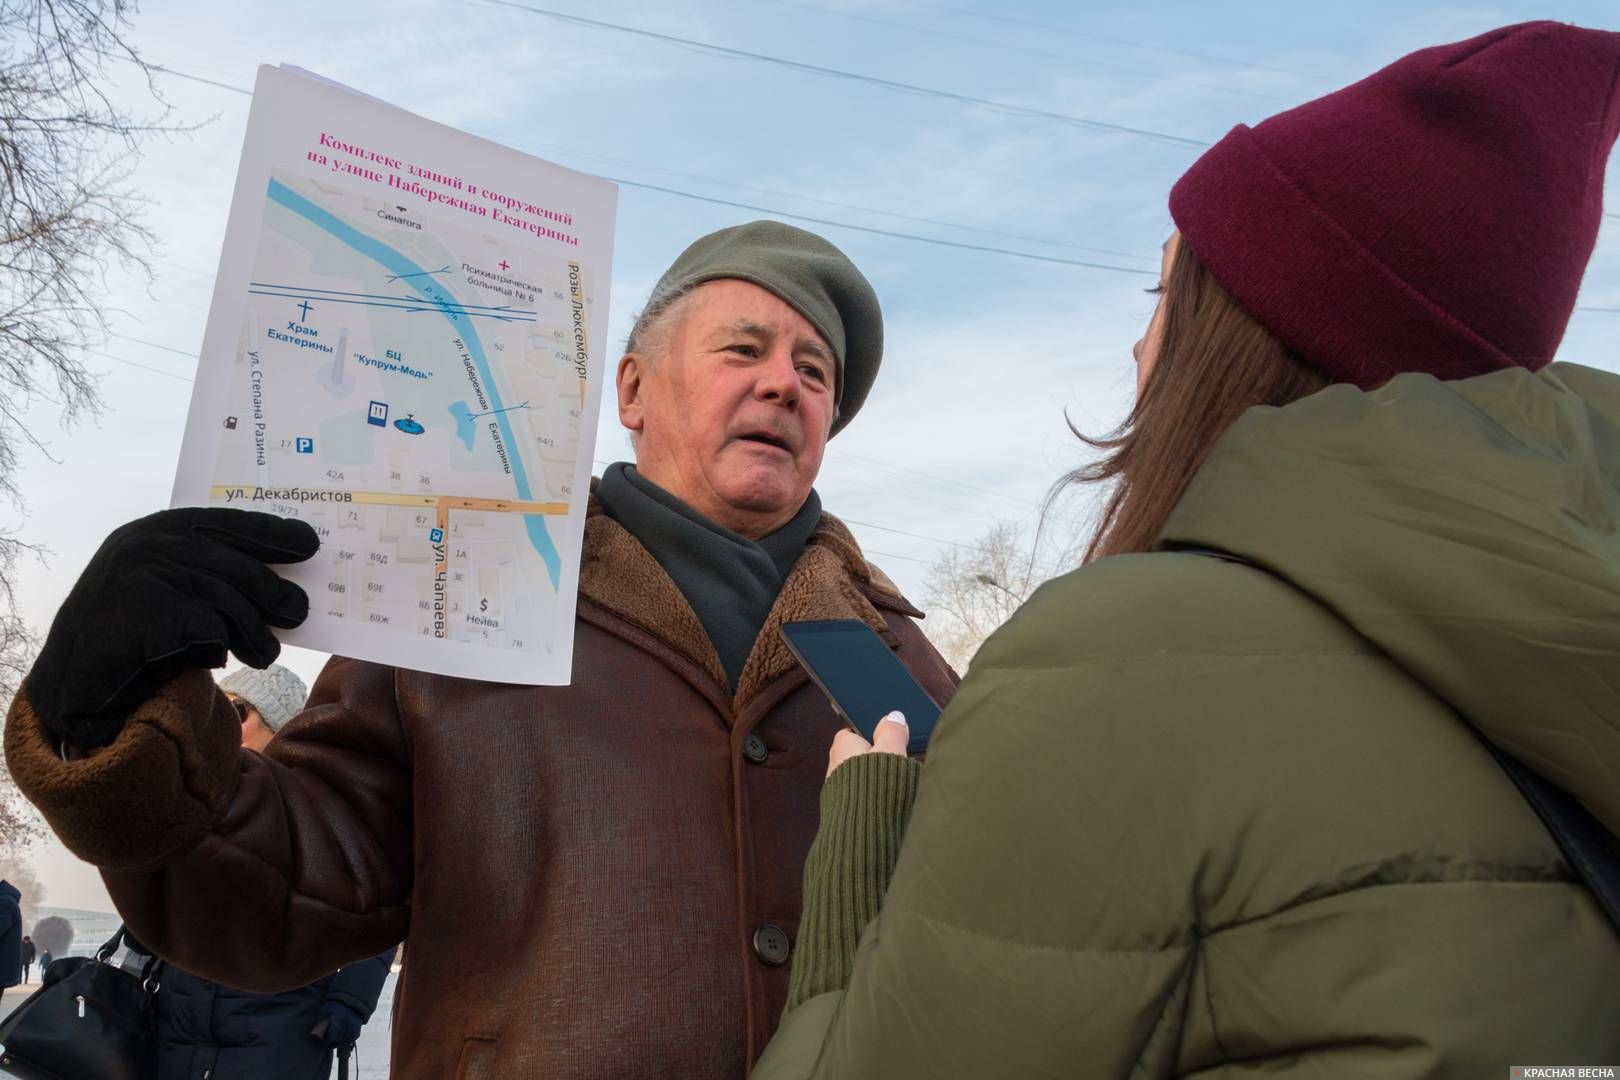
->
[95,925,128,963]
[1482,744,1620,932]
[94,923,164,988]
[1174,544,1620,934]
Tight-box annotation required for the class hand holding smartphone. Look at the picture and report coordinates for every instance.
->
[779,619,941,754]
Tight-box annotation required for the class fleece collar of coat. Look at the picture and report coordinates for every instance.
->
[577,487,921,714]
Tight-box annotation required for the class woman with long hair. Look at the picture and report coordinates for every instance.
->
[755,21,1620,1077]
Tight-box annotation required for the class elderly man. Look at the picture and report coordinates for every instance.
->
[5,221,957,1079]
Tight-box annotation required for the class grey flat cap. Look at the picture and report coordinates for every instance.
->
[650,220,883,435]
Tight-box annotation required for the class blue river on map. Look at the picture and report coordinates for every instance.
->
[448,401,478,451]
[266,178,562,589]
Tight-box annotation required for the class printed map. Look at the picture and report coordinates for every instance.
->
[210,170,595,660]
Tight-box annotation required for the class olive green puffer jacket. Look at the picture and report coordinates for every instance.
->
[756,363,1620,1077]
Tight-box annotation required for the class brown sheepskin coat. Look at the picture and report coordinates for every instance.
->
[5,499,958,1080]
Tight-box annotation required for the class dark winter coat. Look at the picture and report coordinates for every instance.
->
[6,505,958,1079]
[0,880,20,988]
[20,939,34,966]
[758,364,1620,1077]
[154,947,395,1080]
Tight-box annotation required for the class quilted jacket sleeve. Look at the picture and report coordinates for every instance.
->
[324,945,399,1021]
[4,657,413,992]
[783,753,922,1010]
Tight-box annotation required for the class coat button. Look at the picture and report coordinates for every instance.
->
[743,733,769,764]
[753,923,791,966]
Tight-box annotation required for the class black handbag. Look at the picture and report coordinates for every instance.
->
[0,926,160,1080]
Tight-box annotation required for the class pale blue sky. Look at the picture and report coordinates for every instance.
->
[13,0,1619,907]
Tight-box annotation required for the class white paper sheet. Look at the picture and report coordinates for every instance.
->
[172,65,618,685]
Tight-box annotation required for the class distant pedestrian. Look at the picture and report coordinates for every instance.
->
[0,879,19,989]
[20,934,34,983]
[218,663,306,753]
[121,931,396,1080]
[37,949,50,976]
[121,666,397,1079]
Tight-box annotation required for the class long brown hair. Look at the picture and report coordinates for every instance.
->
[1069,239,1330,562]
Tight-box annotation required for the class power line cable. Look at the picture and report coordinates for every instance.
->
[155,256,219,279]
[110,331,201,359]
[145,62,1158,273]
[817,458,1029,523]
[486,133,1155,262]
[133,286,209,314]
[854,547,931,565]
[837,450,1039,508]
[838,517,977,549]
[895,0,1318,81]
[585,178,1156,272]
[470,0,1212,149]
[147,62,253,95]
[759,0,1288,103]
[87,348,195,383]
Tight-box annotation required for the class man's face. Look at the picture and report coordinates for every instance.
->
[617,279,838,538]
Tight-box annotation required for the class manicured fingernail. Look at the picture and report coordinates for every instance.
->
[883,711,907,728]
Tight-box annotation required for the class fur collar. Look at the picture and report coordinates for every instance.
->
[577,491,921,715]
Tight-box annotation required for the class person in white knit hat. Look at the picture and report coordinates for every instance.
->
[217,664,307,752]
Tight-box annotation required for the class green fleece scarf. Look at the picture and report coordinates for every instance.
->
[596,462,822,689]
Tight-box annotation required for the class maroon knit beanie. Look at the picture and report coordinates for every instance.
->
[1169,21,1620,387]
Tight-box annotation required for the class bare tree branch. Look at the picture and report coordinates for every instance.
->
[0,0,181,501]
[0,529,43,860]
[0,1,179,842]
[921,519,1083,672]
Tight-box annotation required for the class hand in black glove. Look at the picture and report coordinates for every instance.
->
[313,1000,366,1047]
[25,508,320,749]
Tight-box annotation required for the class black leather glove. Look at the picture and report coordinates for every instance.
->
[25,508,320,749]
[313,1001,366,1047]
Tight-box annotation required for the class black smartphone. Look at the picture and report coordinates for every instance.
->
[779,619,941,754]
